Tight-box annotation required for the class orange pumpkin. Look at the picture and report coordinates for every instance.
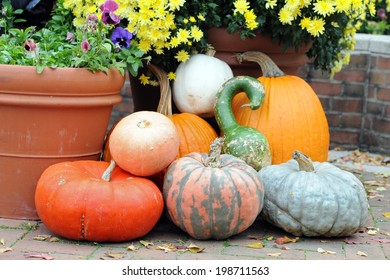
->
[232,51,329,164]
[35,160,164,242]
[109,110,180,176]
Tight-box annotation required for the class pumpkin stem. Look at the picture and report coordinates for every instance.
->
[148,63,172,116]
[204,137,225,168]
[101,160,116,181]
[292,151,315,172]
[205,48,216,57]
[235,51,285,77]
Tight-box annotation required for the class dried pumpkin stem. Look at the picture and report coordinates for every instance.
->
[147,63,172,116]
[292,151,315,172]
[101,160,116,181]
[204,137,225,168]
[235,51,285,77]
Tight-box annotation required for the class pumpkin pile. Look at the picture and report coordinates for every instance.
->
[34,52,369,242]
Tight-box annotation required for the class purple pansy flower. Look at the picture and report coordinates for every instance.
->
[24,39,37,52]
[100,0,120,25]
[81,39,91,52]
[110,26,133,49]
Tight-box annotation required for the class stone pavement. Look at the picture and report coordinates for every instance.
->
[0,150,389,261]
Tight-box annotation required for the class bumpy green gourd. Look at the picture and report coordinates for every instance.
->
[214,76,271,171]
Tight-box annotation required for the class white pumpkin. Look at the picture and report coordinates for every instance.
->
[173,53,233,118]
[258,151,369,237]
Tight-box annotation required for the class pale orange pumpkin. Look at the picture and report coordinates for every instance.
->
[108,110,180,177]
[232,51,329,164]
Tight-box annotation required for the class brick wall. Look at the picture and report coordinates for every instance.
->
[299,34,390,155]
[110,34,390,155]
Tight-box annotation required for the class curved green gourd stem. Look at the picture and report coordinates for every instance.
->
[215,76,265,134]
[214,76,271,171]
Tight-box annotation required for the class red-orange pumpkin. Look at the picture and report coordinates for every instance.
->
[232,51,329,164]
[163,138,264,240]
[35,160,164,242]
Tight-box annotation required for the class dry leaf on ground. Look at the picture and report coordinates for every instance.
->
[275,236,299,245]
[33,234,51,241]
[126,245,137,251]
[357,251,368,257]
[267,252,281,257]
[0,247,12,253]
[382,212,390,218]
[0,238,4,245]
[140,240,154,248]
[247,241,263,249]
[317,248,336,255]
[103,252,125,260]
[24,253,54,260]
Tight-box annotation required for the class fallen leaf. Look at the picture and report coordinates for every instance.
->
[187,244,204,253]
[267,252,281,257]
[382,212,390,218]
[317,248,336,255]
[126,245,137,251]
[103,252,125,259]
[376,187,387,191]
[380,230,390,237]
[156,244,176,253]
[275,236,299,245]
[33,235,51,241]
[247,241,263,249]
[357,251,367,257]
[49,237,60,242]
[25,253,54,260]
[266,236,274,241]
[0,247,12,253]
[367,229,378,236]
[0,238,4,245]
[140,240,153,248]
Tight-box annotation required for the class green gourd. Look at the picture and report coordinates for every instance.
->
[214,76,272,171]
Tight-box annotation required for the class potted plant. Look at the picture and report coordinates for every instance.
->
[0,0,144,219]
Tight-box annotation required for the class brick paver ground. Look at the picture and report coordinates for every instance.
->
[0,150,389,261]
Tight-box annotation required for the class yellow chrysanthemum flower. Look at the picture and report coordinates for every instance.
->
[307,17,326,37]
[190,26,203,41]
[175,49,190,62]
[279,7,294,25]
[234,0,250,15]
[313,0,335,17]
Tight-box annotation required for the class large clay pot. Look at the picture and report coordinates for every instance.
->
[207,27,312,76]
[0,65,124,219]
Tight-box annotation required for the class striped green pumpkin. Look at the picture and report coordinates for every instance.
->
[163,138,264,240]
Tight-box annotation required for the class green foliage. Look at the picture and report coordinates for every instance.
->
[0,0,144,75]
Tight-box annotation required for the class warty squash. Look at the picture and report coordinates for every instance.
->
[214,76,271,171]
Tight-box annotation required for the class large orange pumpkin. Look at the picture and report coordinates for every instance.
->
[35,160,164,242]
[163,138,264,240]
[232,51,329,164]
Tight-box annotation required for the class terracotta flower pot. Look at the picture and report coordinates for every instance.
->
[0,65,124,219]
[207,27,312,76]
